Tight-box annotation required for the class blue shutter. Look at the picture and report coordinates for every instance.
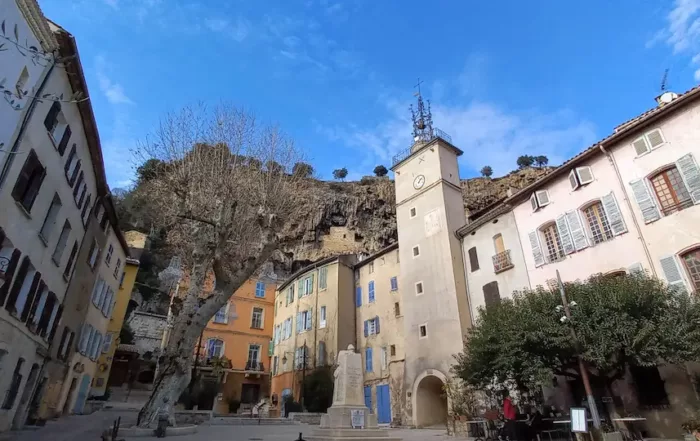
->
[375,316,380,334]
[356,287,362,307]
[368,281,375,302]
[365,347,373,372]
[306,310,312,330]
[364,386,372,412]
[296,313,302,333]
[390,277,398,291]
[364,320,368,337]
[309,274,314,293]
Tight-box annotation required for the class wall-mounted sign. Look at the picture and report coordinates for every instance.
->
[571,407,587,433]
[351,409,365,429]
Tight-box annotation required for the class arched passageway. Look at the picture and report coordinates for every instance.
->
[414,374,448,428]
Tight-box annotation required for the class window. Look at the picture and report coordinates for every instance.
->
[394,302,400,317]
[541,223,565,263]
[468,247,479,271]
[247,344,260,363]
[355,286,362,307]
[105,244,114,265]
[37,293,58,337]
[410,207,416,218]
[297,309,312,332]
[364,316,380,336]
[64,145,80,185]
[273,356,278,375]
[569,166,594,190]
[2,358,24,409]
[651,167,693,216]
[255,281,266,298]
[91,278,105,307]
[39,194,61,242]
[214,304,228,324]
[295,345,307,369]
[206,338,224,358]
[12,149,46,212]
[632,129,665,156]
[483,281,500,309]
[15,66,29,97]
[531,190,550,211]
[317,341,327,366]
[381,347,388,370]
[415,281,423,295]
[319,306,327,328]
[44,102,70,148]
[87,240,99,269]
[286,285,295,305]
[52,221,71,266]
[630,365,668,406]
[583,202,613,244]
[365,347,373,372]
[682,249,700,292]
[76,181,87,209]
[5,257,34,316]
[102,333,113,353]
[81,194,92,225]
[319,266,328,290]
[368,281,375,302]
[113,259,121,279]
[251,307,264,329]
[29,285,48,328]
[369,261,374,274]
[72,171,84,203]
[412,246,420,257]
[419,324,428,338]
[390,276,398,291]
[63,241,78,278]
[390,345,396,356]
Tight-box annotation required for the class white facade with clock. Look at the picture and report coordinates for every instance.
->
[391,136,472,428]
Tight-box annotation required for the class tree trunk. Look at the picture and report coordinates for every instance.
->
[137,263,208,427]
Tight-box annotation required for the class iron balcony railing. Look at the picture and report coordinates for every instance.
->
[492,250,515,273]
[245,360,264,372]
[660,198,693,216]
[391,127,453,166]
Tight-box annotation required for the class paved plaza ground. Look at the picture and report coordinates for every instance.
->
[3,409,468,441]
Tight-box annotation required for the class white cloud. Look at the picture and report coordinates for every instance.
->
[205,16,250,42]
[103,0,119,9]
[95,55,134,105]
[653,0,700,82]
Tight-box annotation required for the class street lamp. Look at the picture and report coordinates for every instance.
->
[554,270,601,430]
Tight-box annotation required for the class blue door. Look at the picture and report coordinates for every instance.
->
[376,384,391,424]
[73,374,91,414]
[363,386,372,413]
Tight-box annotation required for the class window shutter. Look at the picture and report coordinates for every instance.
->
[528,231,545,267]
[632,136,650,156]
[318,341,326,366]
[368,281,375,302]
[73,171,84,197]
[675,153,700,204]
[375,316,380,334]
[565,211,589,251]
[468,247,479,271]
[530,193,538,211]
[309,274,314,292]
[576,166,594,185]
[44,102,60,131]
[629,179,660,223]
[20,271,41,321]
[601,192,627,235]
[25,280,45,325]
[0,249,21,305]
[390,277,398,291]
[5,257,30,313]
[69,160,81,186]
[483,281,501,308]
[356,286,362,307]
[646,129,665,148]
[64,145,75,175]
[11,152,36,202]
[306,310,312,329]
[366,348,373,371]
[569,170,580,190]
[38,293,56,337]
[57,125,71,155]
[536,190,550,207]
[659,255,687,294]
[555,214,575,254]
[627,262,644,275]
[298,280,304,297]
[296,313,302,333]
[364,320,368,337]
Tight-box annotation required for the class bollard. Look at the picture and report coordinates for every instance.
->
[296,432,306,441]
[155,411,169,438]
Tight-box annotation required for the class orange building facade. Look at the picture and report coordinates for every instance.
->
[198,278,275,414]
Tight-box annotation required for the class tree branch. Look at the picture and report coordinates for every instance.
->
[177,213,216,227]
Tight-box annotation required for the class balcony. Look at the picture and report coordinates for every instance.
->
[245,360,265,372]
[492,250,515,274]
[391,127,453,166]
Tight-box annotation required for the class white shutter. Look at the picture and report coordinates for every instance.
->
[632,136,650,156]
[536,190,550,207]
[528,231,545,267]
[569,170,580,190]
[627,262,644,275]
[600,192,627,235]
[565,210,589,251]
[629,179,661,223]
[556,215,575,254]
[576,166,594,185]
[659,255,687,294]
[530,193,538,211]
[675,153,700,204]
[646,129,665,149]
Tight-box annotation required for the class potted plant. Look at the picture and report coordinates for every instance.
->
[681,415,700,441]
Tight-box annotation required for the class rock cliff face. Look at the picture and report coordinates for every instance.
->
[285,167,552,270]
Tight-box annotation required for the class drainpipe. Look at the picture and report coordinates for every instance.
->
[313,267,320,369]
[598,144,657,277]
[510,208,534,289]
[457,234,475,327]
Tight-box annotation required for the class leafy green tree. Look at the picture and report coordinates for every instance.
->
[136,158,166,184]
[333,168,348,181]
[480,166,493,178]
[534,155,549,167]
[516,155,535,169]
[373,165,388,177]
[454,274,700,393]
[293,162,314,178]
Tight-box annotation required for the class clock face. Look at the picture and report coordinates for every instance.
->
[413,174,426,189]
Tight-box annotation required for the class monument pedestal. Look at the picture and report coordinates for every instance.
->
[306,345,401,441]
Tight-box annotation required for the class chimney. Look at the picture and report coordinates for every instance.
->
[655,91,679,107]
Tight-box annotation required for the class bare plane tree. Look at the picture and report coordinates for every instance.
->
[133,104,313,427]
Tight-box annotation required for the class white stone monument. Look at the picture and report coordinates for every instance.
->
[307,345,401,441]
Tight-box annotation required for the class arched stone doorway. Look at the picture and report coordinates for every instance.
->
[412,370,448,428]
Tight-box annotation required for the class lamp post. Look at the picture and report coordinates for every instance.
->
[555,270,601,430]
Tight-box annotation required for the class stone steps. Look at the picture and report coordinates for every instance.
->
[208,417,298,426]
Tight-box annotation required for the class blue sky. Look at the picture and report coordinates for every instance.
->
[39,0,700,188]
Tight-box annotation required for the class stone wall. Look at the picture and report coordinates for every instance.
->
[128,311,167,355]
[288,412,324,425]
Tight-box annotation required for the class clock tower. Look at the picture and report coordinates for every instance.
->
[391,88,471,427]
